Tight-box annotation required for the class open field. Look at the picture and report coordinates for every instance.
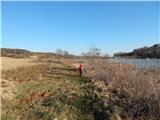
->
[2,1,159,119]
[1,57,102,120]
[1,56,160,120]
[1,56,39,70]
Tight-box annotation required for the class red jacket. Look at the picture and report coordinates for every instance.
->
[79,64,84,71]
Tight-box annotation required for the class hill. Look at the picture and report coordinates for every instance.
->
[1,48,76,59]
[114,44,160,58]
[1,48,33,58]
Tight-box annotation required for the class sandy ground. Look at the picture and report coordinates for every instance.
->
[0,56,38,70]
[72,63,79,68]
[1,56,39,100]
[1,79,16,100]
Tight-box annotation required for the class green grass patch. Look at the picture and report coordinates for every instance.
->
[2,62,96,120]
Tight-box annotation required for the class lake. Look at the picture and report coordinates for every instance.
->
[110,59,160,69]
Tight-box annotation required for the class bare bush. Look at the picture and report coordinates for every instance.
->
[86,59,160,119]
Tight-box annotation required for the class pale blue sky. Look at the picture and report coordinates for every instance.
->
[2,1,160,56]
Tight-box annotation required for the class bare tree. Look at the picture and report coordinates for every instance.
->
[103,53,110,58]
[56,49,64,55]
[56,49,69,56]
[82,44,102,57]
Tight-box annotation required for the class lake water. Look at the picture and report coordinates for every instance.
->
[110,59,160,69]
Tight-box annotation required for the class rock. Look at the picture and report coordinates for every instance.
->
[94,110,114,120]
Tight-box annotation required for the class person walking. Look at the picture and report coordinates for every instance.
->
[79,63,84,77]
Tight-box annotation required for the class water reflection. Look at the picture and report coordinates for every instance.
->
[110,59,160,69]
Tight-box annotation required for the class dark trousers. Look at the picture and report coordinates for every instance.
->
[79,68,83,76]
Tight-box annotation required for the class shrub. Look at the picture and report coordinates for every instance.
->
[86,59,160,119]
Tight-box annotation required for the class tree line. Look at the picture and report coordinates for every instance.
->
[114,44,160,59]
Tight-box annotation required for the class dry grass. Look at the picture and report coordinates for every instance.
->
[1,79,16,100]
[86,59,160,119]
[2,56,160,120]
[1,58,96,120]
[1,56,40,70]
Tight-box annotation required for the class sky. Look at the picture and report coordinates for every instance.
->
[1,1,160,56]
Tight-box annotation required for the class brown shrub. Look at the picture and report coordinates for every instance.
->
[86,59,160,119]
